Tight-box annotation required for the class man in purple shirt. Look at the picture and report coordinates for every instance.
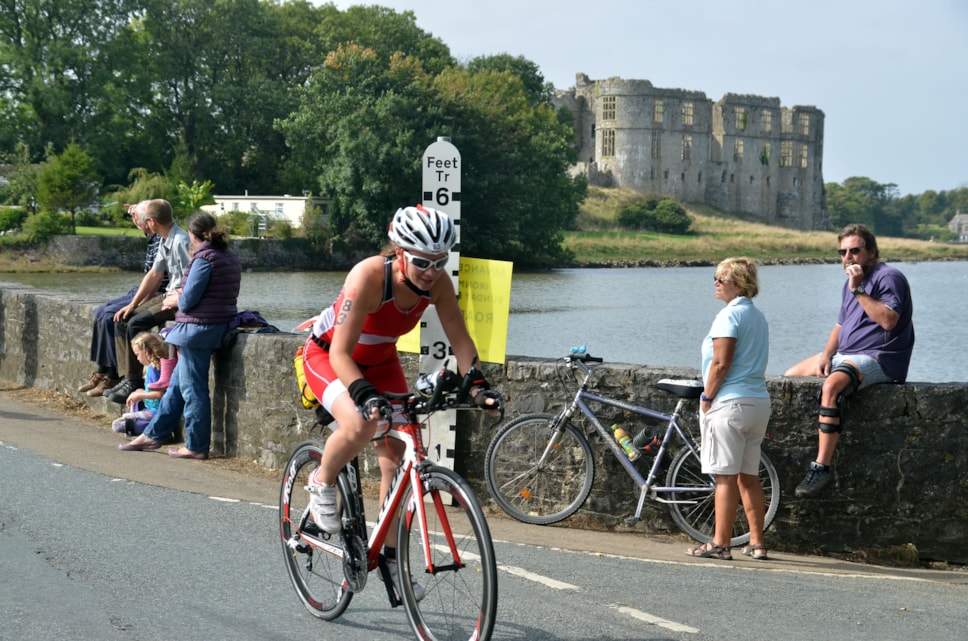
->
[785,223,914,498]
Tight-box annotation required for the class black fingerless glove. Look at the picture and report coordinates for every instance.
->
[348,379,390,420]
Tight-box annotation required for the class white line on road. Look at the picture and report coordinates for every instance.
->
[609,604,699,634]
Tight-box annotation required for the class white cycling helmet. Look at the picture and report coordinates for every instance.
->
[388,205,456,254]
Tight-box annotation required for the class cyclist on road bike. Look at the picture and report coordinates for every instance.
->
[301,205,501,599]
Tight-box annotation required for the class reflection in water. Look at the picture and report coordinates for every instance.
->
[3,260,966,382]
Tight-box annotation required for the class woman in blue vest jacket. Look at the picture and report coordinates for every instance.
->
[119,211,242,460]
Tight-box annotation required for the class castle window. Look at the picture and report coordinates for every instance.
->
[698,172,702,183]
[735,107,747,131]
[733,139,744,161]
[780,141,793,167]
[799,143,809,168]
[761,110,772,133]
[682,101,694,125]
[798,113,810,136]
[782,111,793,133]
[602,95,616,121]
[749,175,754,184]
[601,129,616,157]
[664,169,669,180]
[681,134,692,160]
[651,131,661,159]
[760,143,771,166]
[653,99,664,123]
[591,124,595,138]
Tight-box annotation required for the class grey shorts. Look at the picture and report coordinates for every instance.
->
[831,353,891,388]
[699,397,771,476]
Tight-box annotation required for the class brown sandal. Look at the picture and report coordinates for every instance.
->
[685,542,732,560]
[740,544,769,560]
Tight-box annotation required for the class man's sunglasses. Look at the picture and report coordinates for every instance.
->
[838,246,864,257]
[404,250,449,271]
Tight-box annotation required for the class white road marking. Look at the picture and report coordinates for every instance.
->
[609,604,700,634]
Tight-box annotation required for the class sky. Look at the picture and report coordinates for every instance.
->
[326,0,968,197]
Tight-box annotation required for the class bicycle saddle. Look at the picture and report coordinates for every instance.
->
[655,379,704,399]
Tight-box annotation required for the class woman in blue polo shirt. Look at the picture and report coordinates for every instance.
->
[687,257,772,561]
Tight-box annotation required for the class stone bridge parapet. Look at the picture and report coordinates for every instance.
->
[1,282,965,564]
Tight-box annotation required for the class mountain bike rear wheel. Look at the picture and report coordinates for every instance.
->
[484,413,594,525]
[665,446,780,547]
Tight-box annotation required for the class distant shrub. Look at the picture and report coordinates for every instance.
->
[0,207,28,232]
[617,197,691,234]
[652,199,691,234]
[23,211,70,243]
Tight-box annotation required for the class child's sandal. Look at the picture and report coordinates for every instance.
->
[685,542,732,560]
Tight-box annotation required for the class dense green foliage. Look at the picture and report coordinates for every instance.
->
[0,0,583,267]
[825,177,968,239]
[0,1,962,265]
[35,142,101,234]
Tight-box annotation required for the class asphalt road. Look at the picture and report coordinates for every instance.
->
[1,388,965,641]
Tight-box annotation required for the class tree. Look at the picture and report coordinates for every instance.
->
[36,141,101,234]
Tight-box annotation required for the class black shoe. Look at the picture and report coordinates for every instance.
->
[102,378,127,397]
[107,379,141,404]
[795,461,832,498]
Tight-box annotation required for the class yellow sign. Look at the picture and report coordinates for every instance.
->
[398,257,513,364]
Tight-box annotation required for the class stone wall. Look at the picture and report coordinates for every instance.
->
[1,283,966,563]
[40,235,362,271]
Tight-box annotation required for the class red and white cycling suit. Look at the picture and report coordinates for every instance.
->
[303,256,431,412]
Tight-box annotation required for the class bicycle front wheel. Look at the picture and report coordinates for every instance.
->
[278,440,354,620]
[665,446,780,547]
[398,466,498,641]
[484,413,594,525]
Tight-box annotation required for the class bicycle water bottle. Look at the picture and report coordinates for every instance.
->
[633,428,659,453]
[611,424,640,460]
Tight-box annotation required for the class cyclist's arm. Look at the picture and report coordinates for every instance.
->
[328,257,382,389]
[433,277,492,401]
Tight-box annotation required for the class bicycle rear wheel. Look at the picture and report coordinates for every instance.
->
[665,446,780,547]
[398,466,498,641]
[484,413,594,525]
[278,440,354,620]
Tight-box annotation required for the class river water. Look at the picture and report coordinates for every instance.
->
[3,260,966,382]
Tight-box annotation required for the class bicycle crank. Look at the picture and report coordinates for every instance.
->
[340,531,368,592]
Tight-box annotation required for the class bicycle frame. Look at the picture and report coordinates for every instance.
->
[549,363,711,521]
[301,417,466,604]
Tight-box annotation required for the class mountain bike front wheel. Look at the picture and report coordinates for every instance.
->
[665,446,780,547]
[484,413,595,525]
[398,466,498,641]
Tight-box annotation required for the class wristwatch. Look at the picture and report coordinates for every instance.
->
[851,285,866,296]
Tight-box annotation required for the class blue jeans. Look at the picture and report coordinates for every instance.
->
[144,345,213,454]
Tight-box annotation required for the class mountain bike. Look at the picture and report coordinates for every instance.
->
[280,371,498,641]
[484,349,779,546]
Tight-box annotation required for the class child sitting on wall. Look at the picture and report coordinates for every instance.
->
[112,331,167,437]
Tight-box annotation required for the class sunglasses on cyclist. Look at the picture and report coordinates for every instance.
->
[713,277,729,285]
[404,250,449,271]
[838,246,864,257]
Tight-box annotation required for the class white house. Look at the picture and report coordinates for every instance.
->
[948,211,968,243]
[202,193,329,233]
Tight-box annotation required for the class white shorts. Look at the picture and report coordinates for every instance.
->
[699,397,771,476]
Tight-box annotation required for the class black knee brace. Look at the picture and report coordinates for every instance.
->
[818,406,843,433]
[817,363,860,433]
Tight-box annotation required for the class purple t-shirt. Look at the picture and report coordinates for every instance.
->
[836,262,914,382]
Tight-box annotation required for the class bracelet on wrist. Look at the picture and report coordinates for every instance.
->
[700,393,713,402]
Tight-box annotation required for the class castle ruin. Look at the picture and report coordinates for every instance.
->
[553,74,829,230]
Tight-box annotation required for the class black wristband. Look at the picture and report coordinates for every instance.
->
[347,379,379,407]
